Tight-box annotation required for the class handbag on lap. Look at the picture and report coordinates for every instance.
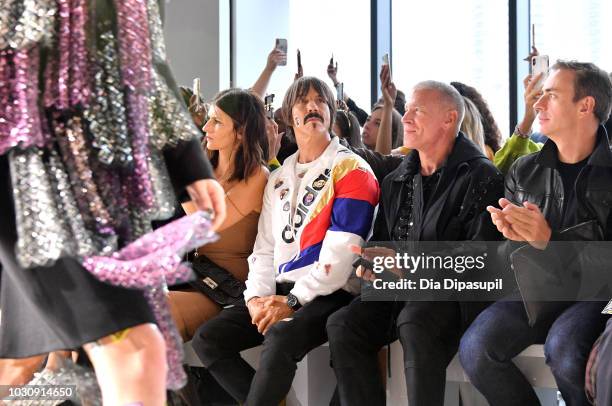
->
[188,253,246,307]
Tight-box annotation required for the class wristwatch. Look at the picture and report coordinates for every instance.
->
[286,293,302,311]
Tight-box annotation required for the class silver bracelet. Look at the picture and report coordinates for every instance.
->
[514,124,532,139]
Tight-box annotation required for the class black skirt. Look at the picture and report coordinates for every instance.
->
[0,154,155,358]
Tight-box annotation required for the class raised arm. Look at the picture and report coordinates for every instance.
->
[251,47,287,100]
[375,64,396,155]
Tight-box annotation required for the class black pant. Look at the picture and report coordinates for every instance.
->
[191,284,353,406]
[326,297,465,406]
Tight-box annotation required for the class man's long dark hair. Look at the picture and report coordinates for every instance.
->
[206,89,269,183]
[281,76,337,132]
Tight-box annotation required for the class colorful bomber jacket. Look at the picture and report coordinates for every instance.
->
[244,136,380,305]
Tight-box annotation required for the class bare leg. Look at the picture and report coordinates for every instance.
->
[0,355,45,384]
[84,323,167,406]
[168,290,220,341]
[0,355,46,399]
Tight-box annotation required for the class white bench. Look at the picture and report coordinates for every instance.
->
[184,341,557,405]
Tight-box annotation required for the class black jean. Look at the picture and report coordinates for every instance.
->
[326,297,465,406]
[191,283,353,406]
[459,300,608,406]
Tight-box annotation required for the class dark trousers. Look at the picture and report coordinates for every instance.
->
[459,301,608,406]
[191,284,353,406]
[326,297,465,406]
[597,317,612,404]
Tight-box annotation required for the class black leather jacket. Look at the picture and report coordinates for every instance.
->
[372,133,504,242]
[505,125,612,240]
[362,133,504,326]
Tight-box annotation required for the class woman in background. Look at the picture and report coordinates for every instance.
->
[361,103,404,151]
[451,81,503,157]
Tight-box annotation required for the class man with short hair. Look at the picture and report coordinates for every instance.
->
[191,77,380,406]
[326,73,504,406]
[459,61,612,406]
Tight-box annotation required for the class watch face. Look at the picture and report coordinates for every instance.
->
[287,294,298,308]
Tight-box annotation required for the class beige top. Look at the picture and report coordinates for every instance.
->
[196,196,260,282]
[187,165,268,283]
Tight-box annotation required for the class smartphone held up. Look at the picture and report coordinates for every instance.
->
[382,53,391,77]
[531,54,549,90]
[275,38,287,66]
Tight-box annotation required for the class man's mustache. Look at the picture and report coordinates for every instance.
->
[304,112,324,123]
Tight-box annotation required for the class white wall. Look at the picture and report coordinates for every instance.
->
[163,0,222,102]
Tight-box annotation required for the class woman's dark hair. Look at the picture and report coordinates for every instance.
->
[371,103,404,149]
[450,81,502,152]
[205,88,269,183]
[334,110,364,148]
[376,90,407,117]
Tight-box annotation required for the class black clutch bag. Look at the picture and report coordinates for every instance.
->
[189,254,246,306]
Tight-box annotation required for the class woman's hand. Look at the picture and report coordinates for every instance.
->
[186,179,227,230]
[380,64,396,107]
[265,48,287,72]
[517,73,543,135]
[327,59,339,86]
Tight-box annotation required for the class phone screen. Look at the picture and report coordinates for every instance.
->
[275,38,287,66]
[382,53,392,77]
[192,78,201,106]
[264,94,275,119]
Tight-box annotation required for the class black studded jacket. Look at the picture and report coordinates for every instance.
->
[371,132,504,243]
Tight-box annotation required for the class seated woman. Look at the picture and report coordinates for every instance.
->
[168,89,269,341]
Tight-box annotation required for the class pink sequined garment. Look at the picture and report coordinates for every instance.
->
[0,46,47,155]
[83,211,218,389]
[1,0,209,389]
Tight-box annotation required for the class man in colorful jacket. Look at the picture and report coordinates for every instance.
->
[191,76,380,406]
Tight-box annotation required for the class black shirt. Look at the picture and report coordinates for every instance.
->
[557,156,589,229]
[391,170,441,241]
